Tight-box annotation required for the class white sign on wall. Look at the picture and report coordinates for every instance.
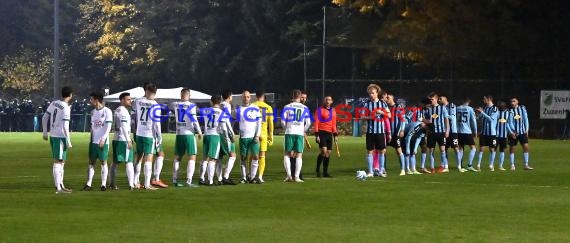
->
[540,90,570,119]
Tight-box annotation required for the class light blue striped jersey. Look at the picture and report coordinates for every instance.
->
[510,105,529,134]
[423,105,449,134]
[496,109,514,138]
[390,103,407,135]
[361,99,389,134]
[480,105,499,136]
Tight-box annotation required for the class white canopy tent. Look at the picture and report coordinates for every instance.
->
[104,87,211,103]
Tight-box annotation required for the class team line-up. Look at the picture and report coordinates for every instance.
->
[134,102,420,123]
[43,83,533,194]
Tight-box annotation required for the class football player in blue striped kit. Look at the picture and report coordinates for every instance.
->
[386,94,408,176]
[456,98,479,172]
[405,99,432,173]
[360,84,391,177]
[475,95,499,171]
[439,94,467,172]
[403,120,429,175]
[496,99,515,171]
[508,97,533,170]
[423,92,450,173]
[414,100,431,174]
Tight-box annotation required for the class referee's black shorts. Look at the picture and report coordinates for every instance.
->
[427,133,446,148]
[316,131,333,150]
[366,133,386,151]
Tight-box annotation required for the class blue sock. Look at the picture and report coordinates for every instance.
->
[430,152,435,169]
[367,154,373,174]
[441,152,447,168]
[404,156,410,171]
[510,153,515,166]
[421,153,427,168]
[477,152,483,167]
[499,152,505,168]
[468,149,476,167]
[490,151,496,167]
[411,155,417,170]
[399,153,405,171]
[523,152,529,166]
[380,154,385,171]
[456,151,462,168]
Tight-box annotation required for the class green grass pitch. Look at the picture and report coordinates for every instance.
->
[0,133,568,242]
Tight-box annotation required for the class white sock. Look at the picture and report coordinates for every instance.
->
[468,149,476,167]
[101,163,109,186]
[250,160,259,179]
[200,161,208,180]
[126,163,135,188]
[110,163,118,186]
[240,160,247,179]
[172,160,180,183]
[207,161,216,184]
[187,160,196,184]
[144,161,152,188]
[410,155,417,171]
[284,156,291,177]
[154,156,164,181]
[134,161,142,185]
[499,152,505,168]
[53,163,62,190]
[295,157,303,179]
[523,152,529,166]
[430,152,435,169]
[216,160,223,182]
[224,157,236,179]
[86,164,95,187]
[398,153,405,171]
[421,153,427,168]
[477,151,484,167]
[456,151,462,169]
[60,163,66,188]
[458,150,464,167]
[510,153,515,166]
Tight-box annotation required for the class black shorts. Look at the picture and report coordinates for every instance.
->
[458,134,475,147]
[389,137,402,148]
[497,138,508,151]
[366,133,386,151]
[508,134,529,146]
[479,135,497,148]
[427,133,446,148]
[317,131,333,150]
[445,133,459,149]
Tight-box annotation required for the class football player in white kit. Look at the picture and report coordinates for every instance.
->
[170,88,203,187]
[82,92,113,191]
[42,86,73,194]
[109,92,135,190]
[133,84,163,190]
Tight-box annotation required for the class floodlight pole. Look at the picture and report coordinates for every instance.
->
[53,0,60,99]
[321,6,326,101]
[303,41,307,93]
